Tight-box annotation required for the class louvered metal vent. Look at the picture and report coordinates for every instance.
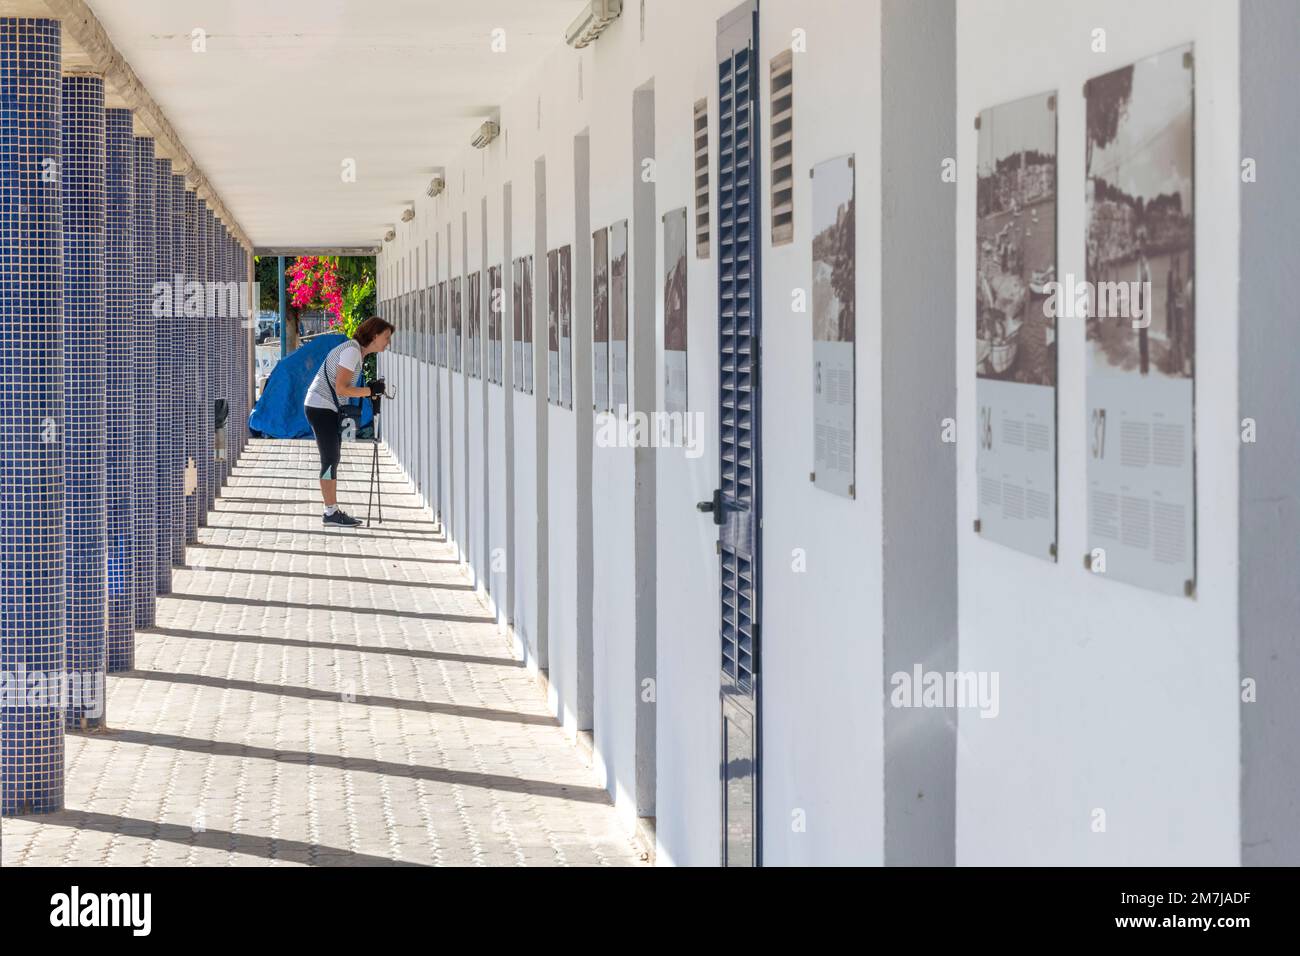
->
[694,98,711,258]
[769,48,793,245]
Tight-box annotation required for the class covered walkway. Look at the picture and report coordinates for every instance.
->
[2,0,1297,870]
[1,440,641,867]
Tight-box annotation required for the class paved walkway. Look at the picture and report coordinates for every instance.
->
[2,439,642,867]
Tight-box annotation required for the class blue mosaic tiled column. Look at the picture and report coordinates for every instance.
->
[205,203,220,507]
[105,107,135,673]
[210,220,222,488]
[131,137,158,630]
[235,242,248,461]
[182,188,199,543]
[229,235,239,464]
[196,199,212,526]
[220,226,234,481]
[170,172,186,567]
[212,213,223,503]
[0,16,66,815]
[61,74,108,732]
[209,217,225,492]
[153,157,173,596]
[225,231,238,466]
[237,244,244,463]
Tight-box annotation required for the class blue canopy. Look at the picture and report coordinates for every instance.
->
[248,333,373,438]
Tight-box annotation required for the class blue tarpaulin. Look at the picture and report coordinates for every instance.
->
[248,333,373,439]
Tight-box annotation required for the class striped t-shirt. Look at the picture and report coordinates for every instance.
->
[304,339,363,412]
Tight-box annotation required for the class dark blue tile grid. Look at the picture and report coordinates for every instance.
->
[239,242,249,463]
[169,173,185,567]
[61,74,108,731]
[104,108,134,672]
[131,137,157,630]
[225,230,239,468]
[198,202,217,509]
[0,18,66,814]
[152,157,173,595]
[228,234,239,465]
[231,234,246,465]
[225,231,237,466]
[215,223,226,487]
[182,188,198,544]
[211,215,227,493]
[196,200,211,525]
[214,221,224,489]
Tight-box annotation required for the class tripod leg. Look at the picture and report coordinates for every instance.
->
[376,436,383,523]
[366,431,377,526]
[374,401,383,525]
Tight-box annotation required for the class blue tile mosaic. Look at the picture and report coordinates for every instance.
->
[230,232,246,465]
[200,204,215,503]
[214,220,227,488]
[169,173,186,567]
[0,17,66,814]
[131,137,157,631]
[183,188,198,543]
[196,200,212,524]
[225,230,238,466]
[152,157,173,596]
[61,73,108,731]
[105,107,134,673]
[228,230,244,468]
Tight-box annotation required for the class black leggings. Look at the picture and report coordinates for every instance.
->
[306,406,342,480]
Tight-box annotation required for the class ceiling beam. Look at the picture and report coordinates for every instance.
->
[44,0,253,250]
[254,247,381,257]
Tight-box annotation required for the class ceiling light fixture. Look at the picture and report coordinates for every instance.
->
[565,0,623,48]
[471,120,500,149]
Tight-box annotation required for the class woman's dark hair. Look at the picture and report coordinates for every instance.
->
[353,316,394,347]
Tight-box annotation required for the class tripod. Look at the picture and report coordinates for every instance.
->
[365,386,394,527]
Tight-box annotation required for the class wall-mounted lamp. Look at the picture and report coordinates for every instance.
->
[471,120,500,149]
[565,0,623,48]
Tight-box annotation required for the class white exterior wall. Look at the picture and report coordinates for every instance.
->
[955,0,1241,865]
[648,6,726,866]
[586,18,640,829]
[378,0,1246,866]
[383,0,887,863]
[540,44,583,732]
[508,109,541,671]
[757,0,885,867]
[486,156,510,630]
[463,170,485,589]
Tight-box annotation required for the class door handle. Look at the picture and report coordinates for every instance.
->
[696,488,724,525]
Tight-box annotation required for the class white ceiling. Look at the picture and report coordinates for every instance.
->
[86,0,582,248]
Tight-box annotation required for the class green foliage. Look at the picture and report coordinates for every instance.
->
[253,255,280,311]
[251,255,377,335]
[338,275,375,338]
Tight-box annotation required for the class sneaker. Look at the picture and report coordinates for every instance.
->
[323,509,363,528]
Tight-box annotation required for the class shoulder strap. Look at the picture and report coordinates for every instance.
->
[324,344,343,411]
[325,341,361,412]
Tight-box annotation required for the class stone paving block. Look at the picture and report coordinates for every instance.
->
[3,440,640,868]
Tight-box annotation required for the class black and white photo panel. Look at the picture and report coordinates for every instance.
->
[811,154,856,500]
[975,89,1058,560]
[1085,44,1196,597]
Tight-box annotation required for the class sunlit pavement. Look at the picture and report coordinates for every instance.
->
[1,439,642,867]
